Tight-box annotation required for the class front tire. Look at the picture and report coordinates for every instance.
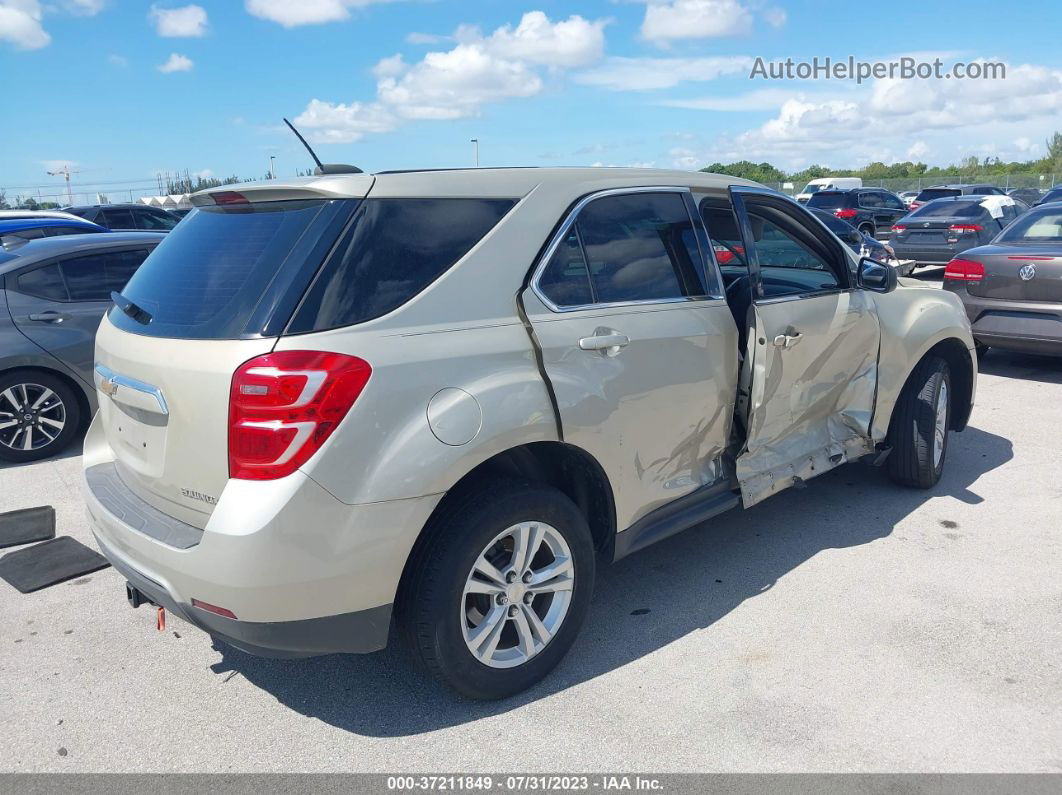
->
[886,356,951,488]
[0,370,81,463]
[398,479,595,699]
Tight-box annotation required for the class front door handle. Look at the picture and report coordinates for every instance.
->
[28,311,67,323]
[579,333,630,354]
[773,332,802,349]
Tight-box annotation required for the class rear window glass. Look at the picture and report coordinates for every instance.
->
[910,201,984,219]
[108,199,355,339]
[916,188,961,202]
[287,198,515,332]
[997,208,1062,243]
[806,192,848,210]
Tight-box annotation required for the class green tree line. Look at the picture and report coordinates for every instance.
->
[702,132,1062,185]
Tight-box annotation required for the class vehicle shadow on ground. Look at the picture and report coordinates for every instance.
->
[978,349,1062,384]
[210,424,1012,737]
[0,428,85,471]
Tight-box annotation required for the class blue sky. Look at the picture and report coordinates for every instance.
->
[2,0,1061,204]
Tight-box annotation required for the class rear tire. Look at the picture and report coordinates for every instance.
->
[886,356,951,488]
[858,223,875,238]
[0,370,81,463]
[397,479,595,700]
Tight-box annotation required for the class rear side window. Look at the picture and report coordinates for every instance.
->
[806,192,848,210]
[287,198,515,332]
[858,192,883,208]
[135,209,178,231]
[62,249,151,300]
[17,263,68,300]
[539,229,594,307]
[109,199,355,339]
[101,208,136,229]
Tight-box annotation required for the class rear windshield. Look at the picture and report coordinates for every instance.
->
[996,208,1062,243]
[916,188,961,202]
[108,198,356,339]
[286,198,515,333]
[909,201,984,219]
[806,192,847,210]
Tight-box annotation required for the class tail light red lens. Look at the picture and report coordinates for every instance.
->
[713,243,744,265]
[943,258,985,282]
[948,224,983,233]
[891,224,907,233]
[229,350,371,480]
[834,208,858,220]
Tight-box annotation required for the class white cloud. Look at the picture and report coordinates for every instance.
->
[293,99,397,142]
[686,60,1062,168]
[406,31,447,45]
[150,4,208,37]
[641,0,753,44]
[660,87,816,111]
[62,0,106,15]
[576,55,752,91]
[244,0,395,28]
[763,6,786,28]
[158,52,193,72]
[906,141,929,159]
[296,11,608,142]
[107,53,126,66]
[194,168,214,179]
[480,11,606,68]
[0,0,50,50]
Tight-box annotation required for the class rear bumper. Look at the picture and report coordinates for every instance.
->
[81,413,442,657]
[890,242,966,267]
[100,534,392,657]
[949,287,1062,356]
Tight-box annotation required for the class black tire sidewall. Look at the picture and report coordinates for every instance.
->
[887,356,950,488]
[406,482,596,700]
[0,370,81,463]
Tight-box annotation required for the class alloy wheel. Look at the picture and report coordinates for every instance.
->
[461,521,575,669]
[0,383,67,453]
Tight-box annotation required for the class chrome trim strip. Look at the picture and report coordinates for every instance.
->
[93,364,169,416]
[529,186,726,315]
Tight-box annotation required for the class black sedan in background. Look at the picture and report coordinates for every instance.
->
[889,196,1027,270]
[1035,187,1062,206]
[943,203,1062,357]
[0,232,165,461]
[64,203,178,232]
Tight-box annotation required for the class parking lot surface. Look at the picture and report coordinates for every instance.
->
[1,270,1060,773]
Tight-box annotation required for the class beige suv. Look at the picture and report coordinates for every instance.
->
[82,168,976,699]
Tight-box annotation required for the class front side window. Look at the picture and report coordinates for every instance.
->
[748,209,842,297]
[573,192,706,305]
[102,208,136,229]
[136,209,178,231]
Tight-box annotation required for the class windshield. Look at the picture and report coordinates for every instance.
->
[996,207,1062,243]
[909,201,983,219]
[800,183,828,195]
[108,198,356,339]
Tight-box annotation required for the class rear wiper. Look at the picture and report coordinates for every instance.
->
[111,291,152,325]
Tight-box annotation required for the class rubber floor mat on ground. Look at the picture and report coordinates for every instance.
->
[0,536,110,593]
[0,506,56,548]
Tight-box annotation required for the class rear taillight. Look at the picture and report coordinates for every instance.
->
[948,224,983,233]
[909,201,922,210]
[228,350,371,480]
[943,258,985,282]
[713,243,743,265]
[834,208,858,220]
[891,224,907,234]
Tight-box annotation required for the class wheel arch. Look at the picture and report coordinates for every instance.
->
[395,441,618,604]
[876,337,975,437]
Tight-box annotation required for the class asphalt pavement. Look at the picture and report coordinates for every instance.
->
[1,267,1060,772]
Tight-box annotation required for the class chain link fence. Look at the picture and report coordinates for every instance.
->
[766,173,1061,196]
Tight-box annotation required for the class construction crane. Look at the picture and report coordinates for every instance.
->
[46,164,79,206]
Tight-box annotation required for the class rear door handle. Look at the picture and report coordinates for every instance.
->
[773,332,802,349]
[28,311,67,323]
[579,333,630,353]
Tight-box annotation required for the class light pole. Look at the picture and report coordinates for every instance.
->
[470,138,479,168]
[269,156,277,180]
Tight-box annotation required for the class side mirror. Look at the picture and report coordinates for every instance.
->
[858,256,897,293]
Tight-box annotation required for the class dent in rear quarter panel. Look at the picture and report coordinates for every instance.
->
[868,282,976,440]
[282,320,560,506]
